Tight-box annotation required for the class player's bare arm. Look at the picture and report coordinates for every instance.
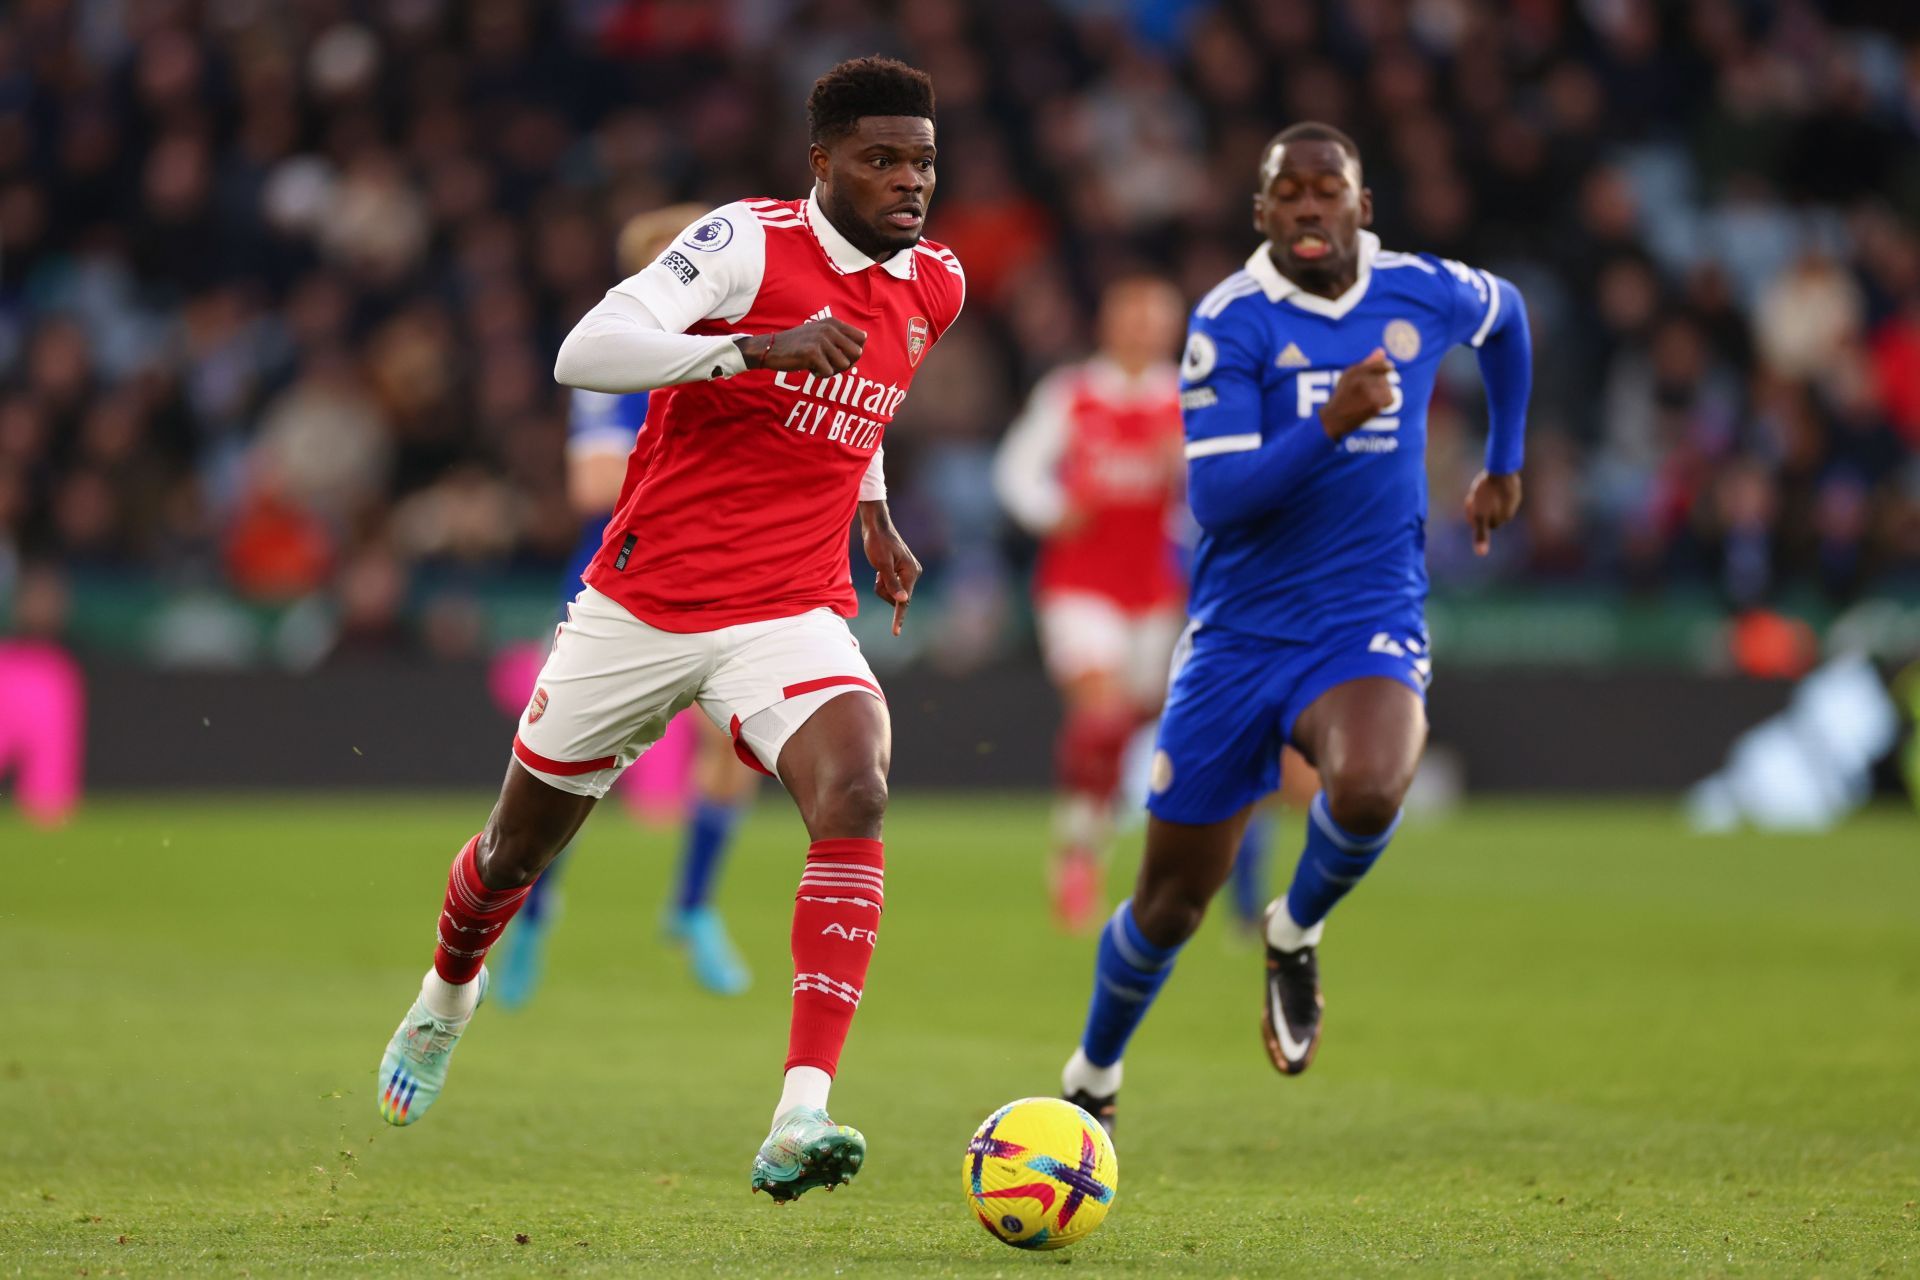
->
[1318,348,1396,441]
[735,317,867,378]
[1464,470,1523,556]
[858,499,921,636]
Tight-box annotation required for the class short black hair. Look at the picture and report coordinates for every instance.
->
[807,56,936,145]
[1260,121,1363,185]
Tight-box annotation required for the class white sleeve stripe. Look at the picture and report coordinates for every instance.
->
[1470,269,1501,347]
[1196,270,1252,315]
[1185,433,1263,458]
[912,244,964,276]
[1375,252,1437,274]
[1198,279,1259,319]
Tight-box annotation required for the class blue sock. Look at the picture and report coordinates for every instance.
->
[522,846,569,926]
[1284,792,1399,928]
[1079,900,1183,1068]
[675,799,741,912]
[1229,813,1271,923]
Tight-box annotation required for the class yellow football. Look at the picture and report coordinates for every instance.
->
[962,1097,1118,1250]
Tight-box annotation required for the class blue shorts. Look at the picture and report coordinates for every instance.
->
[1146,619,1431,826]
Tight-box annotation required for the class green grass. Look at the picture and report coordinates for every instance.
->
[2,795,1916,1277]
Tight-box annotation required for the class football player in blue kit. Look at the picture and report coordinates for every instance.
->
[1060,123,1532,1134]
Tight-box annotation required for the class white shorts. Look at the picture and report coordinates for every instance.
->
[512,586,882,798]
[1037,592,1185,708]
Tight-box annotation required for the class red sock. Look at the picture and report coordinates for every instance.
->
[433,835,531,984]
[787,838,884,1075]
[1055,705,1136,800]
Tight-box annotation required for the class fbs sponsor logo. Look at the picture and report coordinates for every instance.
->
[1179,387,1218,411]
[1294,367,1405,441]
[822,922,877,945]
[906,315,929,367]
[661,250,700,285]
[526,687,549,724]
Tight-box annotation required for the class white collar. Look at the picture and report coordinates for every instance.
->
[1244,229,1380,320]
[1084,355,1178,400]
[806,189,917,280]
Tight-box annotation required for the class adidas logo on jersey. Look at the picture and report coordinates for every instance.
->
[1276,342,1310,369]
[807,305,835,323]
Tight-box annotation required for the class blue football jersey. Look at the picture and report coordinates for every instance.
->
[563,389,649,599]
[1178,231,1519,641]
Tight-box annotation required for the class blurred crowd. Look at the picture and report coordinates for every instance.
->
[1,0,1918,664]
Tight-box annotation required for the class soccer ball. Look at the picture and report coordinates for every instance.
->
[963,1097,1118,1250]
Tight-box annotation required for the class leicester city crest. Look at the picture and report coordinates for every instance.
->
[1384,319,1421,361]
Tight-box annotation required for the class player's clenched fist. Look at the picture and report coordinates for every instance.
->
[735,317,867,378]
[1318,348,1396,441]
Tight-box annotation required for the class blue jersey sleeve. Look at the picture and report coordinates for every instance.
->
[1177,308,1264,455]
[1431,258,1531,476]
[1180,301,1340,530]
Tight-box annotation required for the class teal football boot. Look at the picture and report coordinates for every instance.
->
[750,1107,866,1202]
[376,968,488,1126]
[668,905,751,996]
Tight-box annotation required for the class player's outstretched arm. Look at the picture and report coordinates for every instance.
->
[1463,277,1532,555]
[1185,348,1394,530]
[857,500,920,637]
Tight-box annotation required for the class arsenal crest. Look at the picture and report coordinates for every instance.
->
[527,687,549,724]
[906,315,929,367]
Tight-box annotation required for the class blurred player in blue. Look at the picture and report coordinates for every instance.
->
[494,205,758,1006]
[1060,124,1531,1134]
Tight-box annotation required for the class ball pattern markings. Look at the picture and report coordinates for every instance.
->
[963,1098,1118,1251]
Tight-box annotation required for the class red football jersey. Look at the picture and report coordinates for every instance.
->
[997,358,1185,611]
[583,194,965,631]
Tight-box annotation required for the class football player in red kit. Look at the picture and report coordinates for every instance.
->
[994,277,1188,931]
[371,58,964,1203]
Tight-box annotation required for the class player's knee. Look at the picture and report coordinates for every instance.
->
[1131,876,1208,947]
[810,766,888,838]
[475,820,563,889]
[1322,767,1406,837]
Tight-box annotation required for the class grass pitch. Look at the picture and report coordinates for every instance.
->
[2,795,1916,1277]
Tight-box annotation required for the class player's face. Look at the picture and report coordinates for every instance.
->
[811,116,937,261]
[1098,279,1185,369]
[1252,140,1372,292]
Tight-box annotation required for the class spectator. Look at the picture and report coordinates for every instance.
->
[0,0,1911,664]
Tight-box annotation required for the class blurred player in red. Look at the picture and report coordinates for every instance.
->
[995,277,1188,931]
[370,58,964,1203]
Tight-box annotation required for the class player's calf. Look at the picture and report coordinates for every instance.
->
[1261,793,1400,1076]
[374,774,589,1126]
[376,835,532,1125]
